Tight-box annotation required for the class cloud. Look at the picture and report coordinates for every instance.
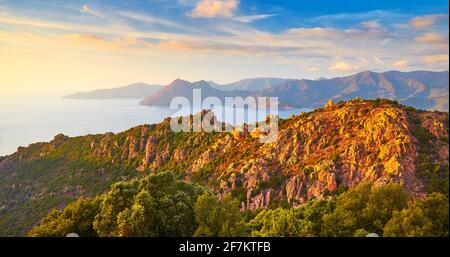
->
[189,0,238,18]
[415,32,448,44]
[409,14,448,29]
[1,7,448,74]
[81,5,103,18]
[118,11,184,29]
[286,26,385,41]
[62,34,150,51]
[311,10,404,24]
[63,34,118,49]
[423,54,449,65]
[391,59,409,69]
[306,67,319,72]
[232,14,274,23]
[372,56,385,66]
[0,14,68,30]
[188,0,272,23]
[156,39,307,55]
[329,61,359,71]
[360,20,382,30]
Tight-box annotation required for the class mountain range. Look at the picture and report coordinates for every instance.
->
[67,70,448,111]
[148,70,449,111]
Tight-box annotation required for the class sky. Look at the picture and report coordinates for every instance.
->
[0,0,448,95]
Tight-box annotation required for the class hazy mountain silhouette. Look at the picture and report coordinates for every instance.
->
[63,83,163,99]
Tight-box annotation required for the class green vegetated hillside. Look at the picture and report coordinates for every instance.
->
[0,99,448,236]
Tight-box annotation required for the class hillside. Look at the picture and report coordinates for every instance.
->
[63,83,163,99]
[0,99,448,236]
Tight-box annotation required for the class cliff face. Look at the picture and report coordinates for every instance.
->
[0,99,448,235]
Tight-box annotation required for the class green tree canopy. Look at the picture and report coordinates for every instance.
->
[383,192,449,237]
[247,200,335,237]
[28,196,102,237]
[322,183,409,236]
[30,171,204,237]
[194,192,247,237]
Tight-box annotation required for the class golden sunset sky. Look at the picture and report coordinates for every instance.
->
[0,0,448,95]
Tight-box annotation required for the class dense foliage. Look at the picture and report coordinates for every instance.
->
[28,196,102,237]
[384,193,449,237]
[29,178,449,237]
[29,172,204,237]
[194,193,247,236]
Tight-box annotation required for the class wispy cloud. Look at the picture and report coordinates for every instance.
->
[62,34,149,51]
[415,32,448,44]
[118,11,185,29]
[423,54,449,65]
[232,14,274,23]
[409,14,448,29]
[311,10,407,24]
[392,59,409,69]
[0,1,448,89]
[156,39,311,55]
[285,25,386,41]
[80,5,104,18]
[329,61,359,71]
[306,67,319,72]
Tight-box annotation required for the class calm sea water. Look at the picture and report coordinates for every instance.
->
[0,96,310,156]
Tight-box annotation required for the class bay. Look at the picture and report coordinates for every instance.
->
[0,96,311,156]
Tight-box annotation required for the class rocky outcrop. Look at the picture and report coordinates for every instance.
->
[0,99,448,235]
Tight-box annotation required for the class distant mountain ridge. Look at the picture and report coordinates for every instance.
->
[209,77,292,92]
[140,79,252,106]
[141,70,449,111]
[258,70,449,111]
[64,70,449,111]
[63,83,163,99]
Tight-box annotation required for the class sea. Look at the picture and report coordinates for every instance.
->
[0,96,311,156]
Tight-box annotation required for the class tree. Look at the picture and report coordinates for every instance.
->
[247,208,301,237]
[93,180,139,236]
[362,183,409,234]
[322,183,372,236]
[116,190,158,236]
[28,196,102,237]
[31,171,205,237]
[298,200,335,236]
[95,171,203,237]
[383,193,449,237]
[322,183,409,236]
[194,193,247,237]
[247,200,334,237]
